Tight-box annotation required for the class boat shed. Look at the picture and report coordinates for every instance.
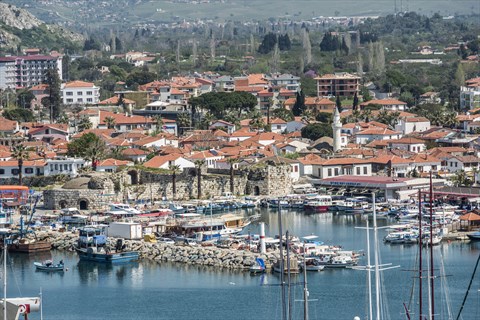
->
[311,176,445,201]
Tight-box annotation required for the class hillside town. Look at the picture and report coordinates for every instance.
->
[1,46,480,209]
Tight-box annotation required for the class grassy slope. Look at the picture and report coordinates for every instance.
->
[9,0,480,24]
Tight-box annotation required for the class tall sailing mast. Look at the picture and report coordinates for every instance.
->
[354,192,399,320]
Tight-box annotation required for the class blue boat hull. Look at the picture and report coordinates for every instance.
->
[75,247,139,263]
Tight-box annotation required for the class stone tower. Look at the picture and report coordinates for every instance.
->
[332,107,342,153]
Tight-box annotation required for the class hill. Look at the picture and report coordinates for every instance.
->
[0,3,83,52]
[5,0,480,27]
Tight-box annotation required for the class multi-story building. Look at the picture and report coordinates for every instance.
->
[0,57,16,89]
[0,54,63,90]
[315,72,360,98]
[460,77,480,110]
[61,81,100,105]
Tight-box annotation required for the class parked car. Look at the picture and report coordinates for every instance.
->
[158,238,175,245]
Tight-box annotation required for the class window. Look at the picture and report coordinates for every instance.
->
[87,98,92,102]
[363,166,367,174]
[0,169,4,175]
[77,91,83,95]
[66,91,73,96]
[294,165,298,172]
[105,169,113,173]
[86,91,93,95]
[77,98,83,102]
[327,168,332,177]
[11,169,19,175]
[356,167,360,175]
[25,168,33,174]
[55,164,58,170]
[66,99,73,103]
[69,164,73,171]
[334,168,339,176]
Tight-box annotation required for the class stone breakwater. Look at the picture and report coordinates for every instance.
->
[35,231,279,270]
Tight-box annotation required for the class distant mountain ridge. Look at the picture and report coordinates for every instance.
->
[0,3,82,51]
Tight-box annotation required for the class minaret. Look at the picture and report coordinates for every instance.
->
[332,107,342,153]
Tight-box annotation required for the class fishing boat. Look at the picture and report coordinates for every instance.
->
[107,203,142,215]
[74,227,139,263]
[168,203,185,214]
[34,260,65,272]
[303,195,332,213]
[249,258,266,275]
[466,231,480,240]
[303,257,325,272]
[9,238,52,253]
[316,254,356,268]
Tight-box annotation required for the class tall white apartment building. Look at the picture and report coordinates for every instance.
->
[0,54,63,90]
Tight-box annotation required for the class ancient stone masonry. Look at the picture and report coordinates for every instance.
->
[43,163,293,210]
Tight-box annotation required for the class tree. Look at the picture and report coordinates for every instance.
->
[352,92,359,111]
[67,133,107,171]
[375,110,401,128]
[168,164,181,199]
[292,91,306,116]
[189,91,257,120]
[335,96,342,112]
[272,107,294,122]
[84,137,107,171]
[301,123,333,140]
[77,116,93,132]
[16,90,35,109]
[2,108,35,122]
[125,70,157,88]
[451,170,473,187]
[43,68,62,122]
[194,160,205,199]
[10,144,29,186]
[104,116,116,129]
[320,32,341,52]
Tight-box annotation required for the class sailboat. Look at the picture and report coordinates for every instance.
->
[0,229,42,320]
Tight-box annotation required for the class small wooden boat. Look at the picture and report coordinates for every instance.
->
[34,260,64,272]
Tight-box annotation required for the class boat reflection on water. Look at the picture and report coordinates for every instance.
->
[76,260,140,285]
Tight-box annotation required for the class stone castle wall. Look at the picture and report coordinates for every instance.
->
[43,164,293,210]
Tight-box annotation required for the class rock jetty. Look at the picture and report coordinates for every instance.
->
[35,231,278,270]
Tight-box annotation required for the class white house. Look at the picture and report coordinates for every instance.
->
[122,149,149,163]
[133,134,179,149]
[360,99,408,111]
[143,154,195,171]
[269,118,287,133]
[96,159,133,172]
[445,155,480,173]
[98,111,157,133]
[44,158,86,177]
[0,160,46,179]
[61,81,100,105]
[355,128,402,144]
[187,150,224,168]
[395,117,431,135]
[389,138,426,153]
[311,158,372,179]
[210,120,236,134]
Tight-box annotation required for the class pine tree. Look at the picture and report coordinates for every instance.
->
[292,91,306,116]
[336,95,342,112]
[43,68,62,122]
[344,32,352,53]
[302,28,312,65]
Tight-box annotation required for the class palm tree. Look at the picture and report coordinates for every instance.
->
[169,164,181,199]
[78,116,93,132]
[85,138,107,171]
[227,158,238,194]
[194,160,205,199]
[11,144,29,186]
[104,116,116,129]
[451,170,473,187]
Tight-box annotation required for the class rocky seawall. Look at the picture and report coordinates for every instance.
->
[35,231,279,270]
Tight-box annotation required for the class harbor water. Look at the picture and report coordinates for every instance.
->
[6,209,480,319]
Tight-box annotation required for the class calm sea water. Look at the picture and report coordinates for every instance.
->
[5,209,480,320]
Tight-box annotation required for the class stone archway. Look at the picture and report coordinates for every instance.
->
[254,186,260,196]
[78,199,89,210]
[128,170,139,185]
[59,200,68,209]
